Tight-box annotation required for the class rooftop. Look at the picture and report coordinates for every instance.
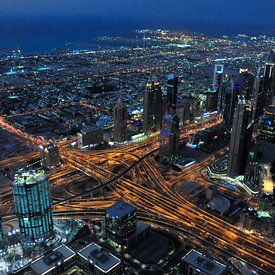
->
[14,169,47,186]
[31,244,75,274]
[79,126,102,135]
[207,195,231,214]
[182,249,227,275]
[106,200,136,219]
[78,243,121,273]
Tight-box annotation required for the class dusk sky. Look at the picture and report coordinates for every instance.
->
[1,0,274,28]
[1,0,275,44]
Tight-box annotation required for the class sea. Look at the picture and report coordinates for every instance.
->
[0,15,274,55]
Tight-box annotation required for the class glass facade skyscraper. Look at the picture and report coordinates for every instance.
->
[13,169,53,243]
[143,81,163,133]
[113,97,128,143]
[166,76,178,115]
[159,113,180,159]
[227,96,252,178]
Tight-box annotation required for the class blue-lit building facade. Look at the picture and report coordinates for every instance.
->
[13,169,54,244]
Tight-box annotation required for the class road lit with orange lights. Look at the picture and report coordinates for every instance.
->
[1,112,274,274]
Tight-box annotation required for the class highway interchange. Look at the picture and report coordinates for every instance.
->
[0,112,274,274]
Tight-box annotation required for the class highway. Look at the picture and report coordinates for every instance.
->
[1,112,274,273]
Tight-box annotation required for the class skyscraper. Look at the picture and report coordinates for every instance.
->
[39,144,60,169]
[252,68,265,120]
[222,79,243,128]
[113,97,127,143]
[154,81,163,130]
[213,64,224,91]
[13,168,54,243]
[159,114,180,159]
[262,50,275,107]
[166,76,178,114]
[206,90,219,112]
[205,64,223,112]
[252,51,275,121]
[143,81,163,133]
[227,96,252,178]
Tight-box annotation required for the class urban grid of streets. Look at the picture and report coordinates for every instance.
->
[0,30,274,274]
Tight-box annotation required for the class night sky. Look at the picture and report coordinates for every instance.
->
[1,0,275,36]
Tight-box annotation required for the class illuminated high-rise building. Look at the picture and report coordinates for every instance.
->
[39,144,60,169]
[252,68,265,120]
[13,168,53,243]
[210,64,224,112]
[262,50,275,107]
[113,97,127,143]
[159,114,180,158]
[222,79,243,128]
[252,51,275,121]
[242,71,255,100]
[227,96,252,178]
[166,76,178,114]
[143,81,163,133]
[213,64,224,91]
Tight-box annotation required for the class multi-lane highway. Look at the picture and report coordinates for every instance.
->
[1,112,274,273]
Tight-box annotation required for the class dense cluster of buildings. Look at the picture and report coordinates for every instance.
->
[0,29,274,274]
[203,50,275,240]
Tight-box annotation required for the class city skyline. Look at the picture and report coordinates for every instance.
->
[0,2,274,275]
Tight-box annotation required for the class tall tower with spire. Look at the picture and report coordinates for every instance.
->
[113,97,127,143]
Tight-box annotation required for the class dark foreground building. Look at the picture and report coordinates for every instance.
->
[105,200,150,251]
